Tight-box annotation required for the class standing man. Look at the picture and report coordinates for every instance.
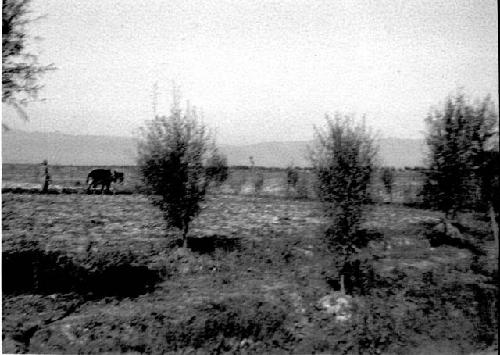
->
[41,160,51,193]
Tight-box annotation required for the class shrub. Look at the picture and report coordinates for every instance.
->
[311,268,490,354]
[30,296,293,354]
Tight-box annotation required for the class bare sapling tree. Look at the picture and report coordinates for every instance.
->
[138,98,213,248]
[2,0,55,128]
[424,93,498,221]
[311,113,378,293]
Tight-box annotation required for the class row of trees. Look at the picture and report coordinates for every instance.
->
[136,92,498,287]
[308,95,498,291]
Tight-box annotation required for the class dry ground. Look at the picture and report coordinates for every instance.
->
[2,193,497,354]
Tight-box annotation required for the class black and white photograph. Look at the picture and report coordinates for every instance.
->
[1,0,499,353]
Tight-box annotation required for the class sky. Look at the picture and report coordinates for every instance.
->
[2,0,498,145]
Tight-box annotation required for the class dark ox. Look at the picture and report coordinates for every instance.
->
[87,169,124,193]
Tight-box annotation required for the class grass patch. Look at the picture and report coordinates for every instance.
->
[30,295,294,354]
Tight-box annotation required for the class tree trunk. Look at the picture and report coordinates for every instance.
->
[488,203,499,259]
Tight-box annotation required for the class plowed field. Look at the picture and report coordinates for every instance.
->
[2,193,497,354]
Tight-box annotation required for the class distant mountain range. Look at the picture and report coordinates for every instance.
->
[2,130,427,168]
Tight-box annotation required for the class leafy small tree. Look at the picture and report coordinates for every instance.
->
[2,0,54,127]
[138,101,212,247]
[424,94,498,219]
[381,167,395,202]
[205,150,229,187]
[311,113,377,291]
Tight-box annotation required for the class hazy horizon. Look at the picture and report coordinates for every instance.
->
[2,0,498,145]
[2,130,427,167]
[3,127,426,145]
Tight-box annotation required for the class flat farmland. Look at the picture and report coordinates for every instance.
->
[2,163,426,203]
[2,192,497,353]
[2,164,143,192]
